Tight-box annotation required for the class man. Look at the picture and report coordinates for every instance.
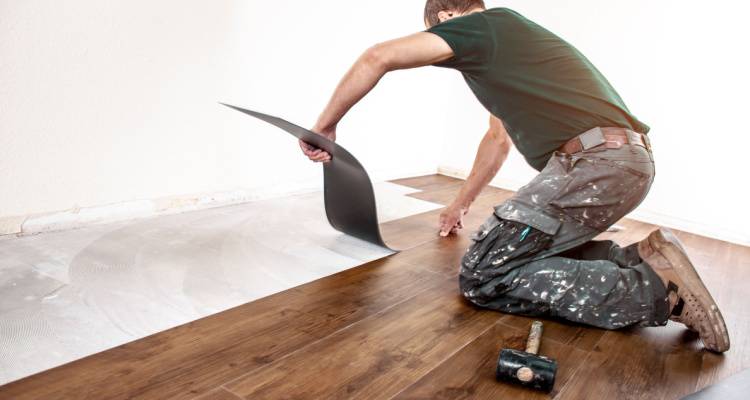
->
[300,0,730,352]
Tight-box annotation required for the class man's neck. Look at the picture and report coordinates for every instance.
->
[461,7,486,16]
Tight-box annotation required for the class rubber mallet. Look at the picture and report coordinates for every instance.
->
[496,320,557,392]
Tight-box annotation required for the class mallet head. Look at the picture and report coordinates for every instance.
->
[495,321,558,392]
[496,348,557,392]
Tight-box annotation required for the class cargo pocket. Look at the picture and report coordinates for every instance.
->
[548,159,650,231]
[470,214,502,242]
[494,201,562,236]
[461,202,556,277]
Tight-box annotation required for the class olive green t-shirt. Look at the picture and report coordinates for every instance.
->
[426,8,649,171]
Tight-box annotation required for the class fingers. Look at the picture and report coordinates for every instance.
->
[439,223,460,237]
[309,150,331,162]
[438,214,449,236]
[438,222,451,237]
[439,221,449,237]
[299,140,315,157]
[299,140,332,163]
[438,215,461,237]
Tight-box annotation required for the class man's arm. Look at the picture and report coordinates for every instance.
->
[439,115,511,236]
[301,32,454,162]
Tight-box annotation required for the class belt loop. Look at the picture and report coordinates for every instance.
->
[642,133,652,152]
[625,129,637,144]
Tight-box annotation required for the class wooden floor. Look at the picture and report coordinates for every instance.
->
[1,174,748,400]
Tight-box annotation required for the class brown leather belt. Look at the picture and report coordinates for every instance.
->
[558,127,650,154]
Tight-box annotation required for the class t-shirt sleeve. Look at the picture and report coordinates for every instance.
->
[425,13,494,71]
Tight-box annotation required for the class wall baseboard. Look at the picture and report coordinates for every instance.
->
[14,165,740,247]
[0,166,438,240]
[0,179,321,239]
[438,166,750,247]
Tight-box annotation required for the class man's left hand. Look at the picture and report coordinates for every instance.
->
[439,204,468,237]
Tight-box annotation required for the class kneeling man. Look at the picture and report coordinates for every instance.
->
[301,0,729,352]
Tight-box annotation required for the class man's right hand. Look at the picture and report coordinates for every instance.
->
[300,125,336,163]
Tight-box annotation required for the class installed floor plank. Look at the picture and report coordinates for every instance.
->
[393,321,587,400]
[0,256,445,400]
[390,174,465,192]
[1,174,747,400]
[194,388,243,400]
[557,324,705,399]
[224,279,501,400]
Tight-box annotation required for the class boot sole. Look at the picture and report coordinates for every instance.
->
[649,229,730,353]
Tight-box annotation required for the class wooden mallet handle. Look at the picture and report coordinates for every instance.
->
[525,321,544,355]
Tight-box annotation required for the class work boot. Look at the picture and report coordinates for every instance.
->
[638,228,730,353]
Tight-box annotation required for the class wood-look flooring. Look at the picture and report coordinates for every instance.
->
[1,174,748,400]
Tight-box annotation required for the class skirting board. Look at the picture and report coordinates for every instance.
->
[438,166,750,247]
[0,166,437,239]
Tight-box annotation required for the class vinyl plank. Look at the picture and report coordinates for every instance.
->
[193,388,243,400]
[556,323,705,400]
[498,315,606,353]
[379,209,444,250]
[0,257,445,400]
[390,185,518,278]
[406,184,511,208]
[696,316,750,393]
[390,174,465,193]
[393,320,588,400]
[382,185,513,251]
[395,233,472,278]
[224,279,502,400]
[694,242,750,391]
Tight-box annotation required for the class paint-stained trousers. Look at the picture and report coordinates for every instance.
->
[460,134,670,329]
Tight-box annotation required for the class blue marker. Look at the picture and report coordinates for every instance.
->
[519,226,531,242]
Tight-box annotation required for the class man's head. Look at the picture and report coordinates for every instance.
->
[424,0,486,28]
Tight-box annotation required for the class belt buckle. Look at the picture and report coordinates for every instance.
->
[579,127,607,150]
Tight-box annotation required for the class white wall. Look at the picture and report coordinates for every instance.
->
[0,0,445,234]
[2,1,748,245]
[439,0,750,245]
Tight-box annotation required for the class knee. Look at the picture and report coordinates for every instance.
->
[458,274,482,304]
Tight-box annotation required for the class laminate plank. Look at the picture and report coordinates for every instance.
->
[224,279,502,400]
[391,174,465,193]
[390,185,519,278]
[694,241,750,392]
[683,237,750,319]
[396,233,472,278]
[406,184,511,207]
[556,323,705,399]
[393,320,588,399]
[383,185,513,251]
[379,209,444,250]
[696,316,750,393]
[194,388,243,400]
[377,187,506,251]
[0,257,445,400]
[498,315,605,353]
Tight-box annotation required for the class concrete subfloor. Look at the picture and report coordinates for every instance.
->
[0,182,442,385]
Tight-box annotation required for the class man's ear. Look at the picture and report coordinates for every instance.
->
[437,10,454,23]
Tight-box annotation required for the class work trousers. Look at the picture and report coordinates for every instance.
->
[460,137,670,329]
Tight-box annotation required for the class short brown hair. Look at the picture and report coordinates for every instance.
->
[424,0,486,27]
